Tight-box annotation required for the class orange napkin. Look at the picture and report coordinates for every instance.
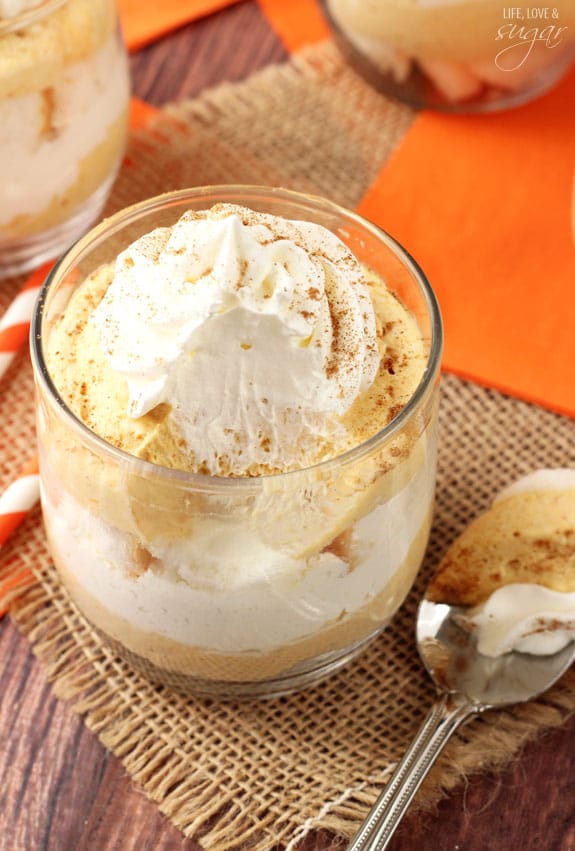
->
[129,97,159,128]
[256,0,329,52]
[358,68,575,418]
[118,0,241,51]
[119,0,328,53]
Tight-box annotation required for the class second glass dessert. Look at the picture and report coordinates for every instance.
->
[324,0,575,112]
[0,0,130,278]
[31,186,442,698]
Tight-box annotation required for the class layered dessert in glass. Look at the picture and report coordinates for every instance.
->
[324,0,575,111]
[0,0,130,277]
[31,186,442,698]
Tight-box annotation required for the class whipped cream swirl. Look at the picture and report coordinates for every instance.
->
[92,204,380,475]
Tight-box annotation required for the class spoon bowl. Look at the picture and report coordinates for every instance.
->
[347,594,575,851]
[418,597,575,708]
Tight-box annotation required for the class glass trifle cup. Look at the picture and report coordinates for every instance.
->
[323,0,575,112]
[31,186,443,698]
[0,0,130,278]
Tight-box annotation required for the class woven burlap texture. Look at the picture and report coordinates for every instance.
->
[1,41,574,851]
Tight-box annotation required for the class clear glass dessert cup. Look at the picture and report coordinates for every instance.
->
[322,0,575,113]
[0,0,130,279]
[31,186,443,699]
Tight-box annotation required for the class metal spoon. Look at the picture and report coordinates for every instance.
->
[347,595,575,850]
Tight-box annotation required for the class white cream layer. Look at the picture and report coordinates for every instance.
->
[464,584,575,657]
[41,458,432,654]
[463,469,575,658]
[0,30,129,227]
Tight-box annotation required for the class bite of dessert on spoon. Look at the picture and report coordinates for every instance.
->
[348,468,575,851]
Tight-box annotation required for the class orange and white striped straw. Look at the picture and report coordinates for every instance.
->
[0,455,39,613]
[0,261,52,382]
[0,455,40,549]
[0,261,52,608]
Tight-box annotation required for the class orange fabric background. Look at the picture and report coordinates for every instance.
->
[129,98,159,129]
[256,0,329,52]
[118,0,240,50]
[358,68,575,417]
[119,0,329,53]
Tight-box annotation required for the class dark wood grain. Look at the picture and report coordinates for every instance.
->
[3,611,575,851]
[1,3,574,850]
[129,0,288,105]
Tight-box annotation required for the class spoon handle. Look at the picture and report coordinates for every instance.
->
[347,693,476,851]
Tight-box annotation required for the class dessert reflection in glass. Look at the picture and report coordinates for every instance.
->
[31,187,443,698]
[324,0,575,112]
[0,0,130,278]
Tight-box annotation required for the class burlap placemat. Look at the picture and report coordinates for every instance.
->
[1,40,574,851]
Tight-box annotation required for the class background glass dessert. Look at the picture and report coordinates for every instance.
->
[31,186,443,698]
[323,0,575,112]
[0,0,130,278]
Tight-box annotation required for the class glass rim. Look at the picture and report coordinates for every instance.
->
[0,0,68,34]
[30,184,443,491]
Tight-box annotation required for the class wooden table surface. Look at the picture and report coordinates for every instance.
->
[2,3,575,849]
